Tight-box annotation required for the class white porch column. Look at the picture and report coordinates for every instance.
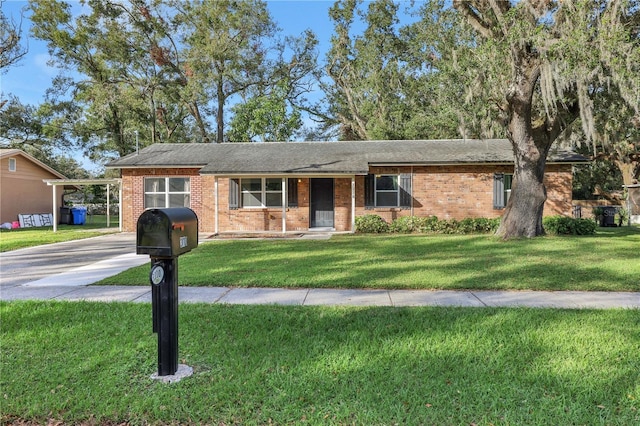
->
[106,183,111,228]
[52,184,58,232]
[214,177,219,234]
[118,182,123,231]
[282,177,287,233]
[351,176,356,233]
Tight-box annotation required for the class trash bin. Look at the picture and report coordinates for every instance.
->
[600,206,617,227]
[71,206,87,225]
[59,207,73,225]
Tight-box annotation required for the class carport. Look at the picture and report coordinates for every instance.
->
[43,178,122,232]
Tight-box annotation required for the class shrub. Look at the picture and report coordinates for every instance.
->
[543,216,596,235]
[417,215,440,233]
[389,216,423,233]
[457,217,501,234]
[385,216,500,235]
[355,214,389,233]
[574,218,597,235]
[436,218,459,234]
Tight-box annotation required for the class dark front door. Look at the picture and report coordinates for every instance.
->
[310,178,334,228]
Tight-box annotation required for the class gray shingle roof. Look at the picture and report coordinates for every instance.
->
[106,139,588,175]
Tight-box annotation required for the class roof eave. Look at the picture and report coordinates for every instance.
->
[105,164,207,169]
[199,171,367,177]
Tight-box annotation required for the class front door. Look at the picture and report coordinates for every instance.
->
[310,178,334,228]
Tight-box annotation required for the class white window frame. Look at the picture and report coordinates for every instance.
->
[8,158,16,172]
[144,177,191,209]
[375,175,400,207]
[504,174,513,206]
[240,177,283,208]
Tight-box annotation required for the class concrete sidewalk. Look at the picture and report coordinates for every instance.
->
[2,283,638,309]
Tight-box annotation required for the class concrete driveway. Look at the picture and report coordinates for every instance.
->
[0,232,146,288]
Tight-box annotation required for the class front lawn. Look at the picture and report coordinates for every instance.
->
[101,226,640,291]
[2,301,638,425]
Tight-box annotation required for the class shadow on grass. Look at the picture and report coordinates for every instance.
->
[179,231,639,291]
[100,227,640,291]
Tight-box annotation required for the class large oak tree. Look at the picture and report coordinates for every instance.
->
[450,0,639,238]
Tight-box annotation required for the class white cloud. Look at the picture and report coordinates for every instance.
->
[33,53,58,77]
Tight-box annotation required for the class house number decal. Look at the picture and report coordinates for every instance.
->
[150,264,165,286]
[179,236,188,248]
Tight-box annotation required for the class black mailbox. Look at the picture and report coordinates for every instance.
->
[137,208,198,258]
[136,207,198,378]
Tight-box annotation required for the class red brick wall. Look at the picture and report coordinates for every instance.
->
[121,168,204,232]
[356,164,572,224]
[120,164,574,232]
[357,164,573,223]
[217,178,312,232]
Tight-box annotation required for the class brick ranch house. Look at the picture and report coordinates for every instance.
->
[106,139,587,234]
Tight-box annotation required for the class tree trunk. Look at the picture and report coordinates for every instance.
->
[496,131,550,238]
[615,159,640,187]
[495,49,551,239]
[216,81,225,144]
[188,101,209,143]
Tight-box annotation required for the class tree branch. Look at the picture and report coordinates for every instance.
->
[453,0,496,39]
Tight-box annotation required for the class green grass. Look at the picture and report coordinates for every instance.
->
[0,215,120,252]
[101,226,640,291]
[2,301,638,425]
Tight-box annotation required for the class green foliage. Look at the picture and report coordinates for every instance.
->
[0,2,28,71]
[228,81,302,142]
[0,96,44,146]
[416,215,441,232]
[323,0,460,140]
[572,155,623,200]
[543,216,596,236]
[456,217,501,234]
[27,0,317,157]
[359,214,500,235]
[355,214,389,233]
[388,215,422,233]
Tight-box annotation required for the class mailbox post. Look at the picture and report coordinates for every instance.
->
[137,208,198,377]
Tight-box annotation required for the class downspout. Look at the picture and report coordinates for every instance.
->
[351,176,356,233]
[411,166,414,217]
[214,177,219,234]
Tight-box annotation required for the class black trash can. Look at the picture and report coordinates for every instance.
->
[600,206,617,227]
[59,207,73,225]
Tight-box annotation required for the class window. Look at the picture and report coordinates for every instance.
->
[8,158,16,172]
[504,174,512,205]
[365,173,412,208]
[240,178,283,208]
[144,177,190,208]
[376,175,399,207]
[230,178,297,209]
[493,173,513,209]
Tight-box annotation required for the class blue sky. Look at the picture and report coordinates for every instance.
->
[1,0,417,171]
[1,0,341,171]
[1,0,337,106]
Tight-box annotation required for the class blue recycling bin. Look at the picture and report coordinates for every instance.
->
[71,206,87,225]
